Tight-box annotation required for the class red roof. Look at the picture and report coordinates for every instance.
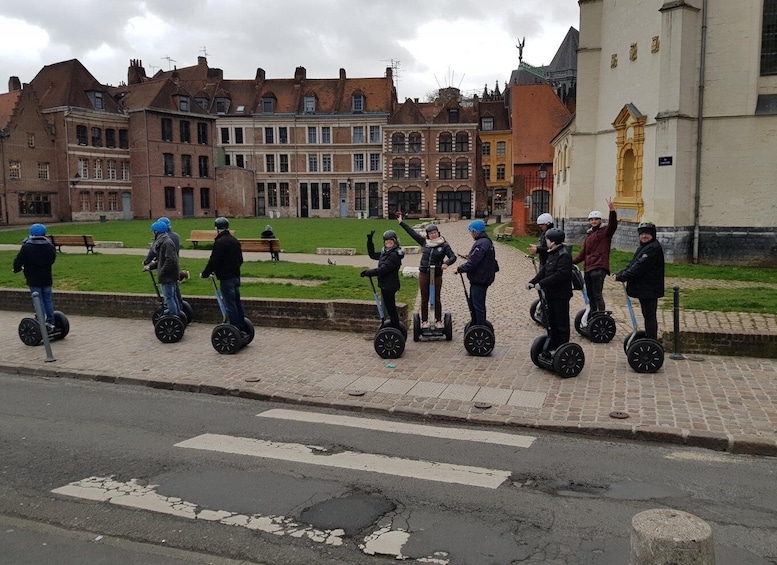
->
[511,84,571,164]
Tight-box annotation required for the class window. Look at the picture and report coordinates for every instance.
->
[121,161,130,180]
[266,154,275,172]
[439,160,452,180]
[197,123,208,144]
[119,129,129,149]
[321,126,331,144]
[481,117,494,131]
[107,160,116,180]
[28,133,35,148]
[9,160,20,179]
[304,96,316,113]
[221,127,230,144]
[80,191,90,212]
[18,192,51,216]
[353,154,365,172]
[435,190,471,215]
[76,125,88,145]
[235,127,244,144]
[439,133,452,152]
[322,182,331,209]
[105,129,116,148]
[308,154,318,172]
[455,159,469,179]
[200,187,211,209]
[409,133,422,152]
[307,127,317,144]
[224,154,231,166]
[94,92,104,110]
[387,190,422,216]
[455,132,469,152]
[449,109,459,123]
[181,154,192,176]
[262,97,275,113]
[178,96,190,112]
[164,186,176,209]
[497,141,506,156]
[483,165,491,181]
[196,97,209,110]
[352,94,364,112]
[236,154,245,168]
[265,127,274,144]
[95,191,104,211]
[163,153,174,176]
[94,159,103,180]
[311,183,320,209]
[92,127,102,147]
[322,154,332,172]
[762,0,777,75]
[409,159,421,179]
[215,98,229,114]
[279,127,288,144]
[78,158,89,178]
[369,125,381,143]
[496,164,506,180]
[392,133,405,153]
[199,156,209,177]
[352,126,365,143]
[482,142,491,156]
[180,121,191,143]
[355,182,366,210]
[369,153,380,172]
[161,119,173,142]
[38,162,49,180]
[108,192,118,211]
[279,154,289,172]
[267,182,277,207]
[280,182,289,207]
[392,159,405,180]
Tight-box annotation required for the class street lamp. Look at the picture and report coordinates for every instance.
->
[538,163,547,189]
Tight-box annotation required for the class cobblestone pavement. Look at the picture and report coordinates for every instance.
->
[1,222,775,456]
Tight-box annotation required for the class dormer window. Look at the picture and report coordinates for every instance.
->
[216,98,230,114]
[178,96,190,112]
[304,95,316,113]
[262,96,275,113]
[88,91,104,110]
[236,105,245,113]
[195,97,209,110]
[352,94,364,113]
[481,117,494,131]
[449,108,459,123]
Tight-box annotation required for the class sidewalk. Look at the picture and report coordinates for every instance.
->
[1,221,775,456]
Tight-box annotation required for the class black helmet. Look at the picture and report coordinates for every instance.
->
[638,221,656,238]
[215,217,229,230]
[545,228,565,245]
[425,224,439,235]
[382,230,399,246]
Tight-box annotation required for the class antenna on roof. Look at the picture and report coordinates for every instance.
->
[148,64,159,75]
[162,56,177,70]
[200,46,210,58]
[380,58,401,92]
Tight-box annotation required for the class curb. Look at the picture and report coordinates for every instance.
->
[3,362,775,458]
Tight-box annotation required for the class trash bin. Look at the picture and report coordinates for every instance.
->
[99,215,107,223]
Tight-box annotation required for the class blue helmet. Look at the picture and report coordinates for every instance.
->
[157,217,172,231]
[29,223,47,237]
[468,219,486,233]
[151,220,168,233]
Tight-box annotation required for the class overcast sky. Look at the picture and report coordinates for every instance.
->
[0,0,578,101]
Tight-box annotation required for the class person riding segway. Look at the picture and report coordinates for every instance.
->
[144,220,186,343]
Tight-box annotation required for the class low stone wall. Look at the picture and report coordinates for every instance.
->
[662,330,777,359]
[0,289,406,334]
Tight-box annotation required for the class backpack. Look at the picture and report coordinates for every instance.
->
[571,266,584,291]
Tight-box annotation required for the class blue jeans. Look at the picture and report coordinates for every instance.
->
[28,286,54,326]
[160,283,180,316]
[468,283,488,326]
[220,278,246,330]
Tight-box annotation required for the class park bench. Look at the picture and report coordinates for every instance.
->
[238,238,281,260]
[495,226,514,241]
[186,229,233,248]
[47,234,95,253]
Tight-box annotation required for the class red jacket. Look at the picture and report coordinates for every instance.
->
[572,210,618,273]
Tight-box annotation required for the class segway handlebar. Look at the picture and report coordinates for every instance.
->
[367,275,385,320]
[209,275,228,320]
[621,282,640,330]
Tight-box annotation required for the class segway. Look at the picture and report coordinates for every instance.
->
[529,288,585,378]
[621,283,665,373]
[525,254,546,326]
[368,276,406,359]
[148,270,194,326]
[18,305,69,346]
[209,275,255,354]
[146,269,186,343]
[413,265,453,342]
[459,273,495,356]
[573,266,616,343]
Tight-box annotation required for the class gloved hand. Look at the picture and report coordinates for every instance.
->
[367,230,375,240]
[525,283,534,290]
[360,270,369,278]
[200,272,207,279]
[534,283,541,291]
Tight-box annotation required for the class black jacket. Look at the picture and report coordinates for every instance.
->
[615,238,665,299]
[530,244,573,300]
[398,221,456,274]
[201,230,243,280]
[536,230,550,265]
[13,236,56,287]
[457,233,498,286]
[365,238,403,292]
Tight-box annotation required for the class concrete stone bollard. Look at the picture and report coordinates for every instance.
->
[630,508,715,565]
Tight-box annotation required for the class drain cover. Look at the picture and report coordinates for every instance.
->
[347,390,366,396]
[474,402,492,409]
[609,411,630,419]
[244,377,261,383]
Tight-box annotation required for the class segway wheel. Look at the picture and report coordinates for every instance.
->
[181,300,195,325]
[588,314,616,344]
[627,339,665,373]
[623,330,648,353]
[530,335,547,367]
[242,317,255,345]
[444,313,453,341]
[154,315,185,344]
[413,313,421,342]
[530,299,545,326]
[152,305,165,325]
[212,323,241,354]
[53,311,70,339]
[18,317,42,346]
[574,309,586,335]
[464,325,495,357]
[381,320,408,341]
[552,343,585,378]
[374,327,405,359]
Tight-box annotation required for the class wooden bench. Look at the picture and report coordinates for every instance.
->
[186,229,233,248]
[495,226,514,241]
[47,234,95,253]
[238,238,281,260]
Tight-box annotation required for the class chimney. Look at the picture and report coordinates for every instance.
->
[386,67,393,80]
[255,68,265,82]
[294,66,306,81]
[8,76,21,92]
[127,59,147,85]
[339,68,346,80]
[198,56,207,66]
